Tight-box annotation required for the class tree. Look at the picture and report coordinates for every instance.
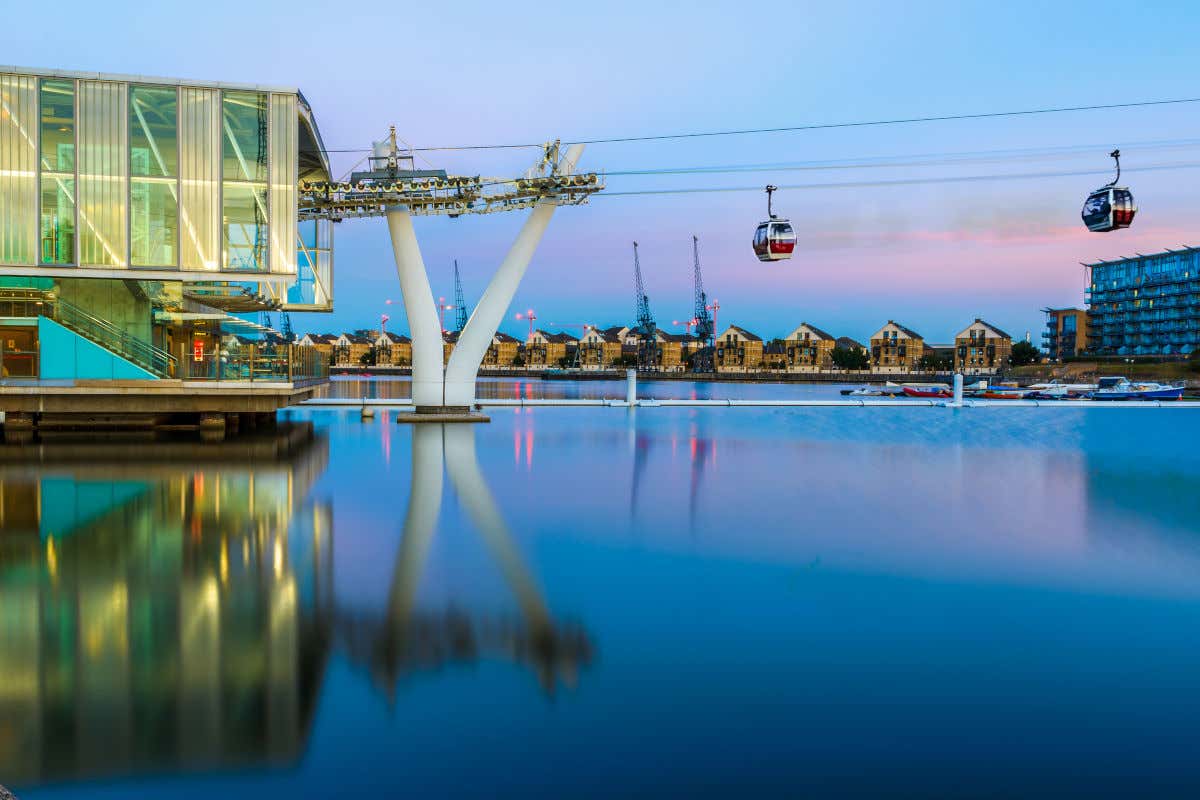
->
[1010,340,1040,366]
[919,353,952,372]
[830,346,869,371]
[359,347,377,367]
[511,354,525,367]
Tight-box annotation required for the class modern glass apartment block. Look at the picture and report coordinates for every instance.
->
[0,66,333,381]
[1085,247,1200,356]
[1041,308,1089,361]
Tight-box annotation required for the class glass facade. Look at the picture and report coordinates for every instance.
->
[0,74,38,265]
[0,70,325,299]
[1086,248,1200,356]
[39,79,75,265]
[0,68,333,385]
[222,91,268,272]
[130,86,178,267]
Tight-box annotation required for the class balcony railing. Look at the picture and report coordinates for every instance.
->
[49,297,177,378]
[178,344,329,383]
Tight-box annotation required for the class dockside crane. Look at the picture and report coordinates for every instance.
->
[631,242,657,371]
[691,236,715,373]
[453,260,469,333]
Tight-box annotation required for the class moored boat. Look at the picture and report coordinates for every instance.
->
[1088,376,1184,401]
[901,386,952,399]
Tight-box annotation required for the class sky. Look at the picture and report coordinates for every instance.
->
[6,0,1200,343]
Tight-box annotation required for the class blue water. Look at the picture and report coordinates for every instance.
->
[6,402,1200,797]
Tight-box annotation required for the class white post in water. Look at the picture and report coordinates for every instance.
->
[953,372,964,406]
[626,369,637,405]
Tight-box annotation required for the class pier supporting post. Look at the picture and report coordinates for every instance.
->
[952,373,964,406]
[626,369,637,405]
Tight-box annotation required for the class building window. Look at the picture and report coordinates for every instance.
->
[222,91,268,271]
[130,86,179,267]
[40,79,75,265]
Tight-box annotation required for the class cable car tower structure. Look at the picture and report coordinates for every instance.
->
[300,128,603,415]
[631,242,657,371]
[691,235,715,373]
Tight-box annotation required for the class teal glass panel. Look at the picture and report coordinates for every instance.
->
[39,79,74,174]
[131,179,177,267]
[222,91,267,182]
[223,183,268,271]
[130,86,177,178]
[40,176,75,265]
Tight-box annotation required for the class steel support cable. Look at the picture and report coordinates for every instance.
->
[592,161,1200,197]
[300,95,1200,155]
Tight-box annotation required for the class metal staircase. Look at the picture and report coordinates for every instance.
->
[48,297,176,378]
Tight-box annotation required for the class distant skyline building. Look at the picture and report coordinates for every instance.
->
[1085,246,1200,356]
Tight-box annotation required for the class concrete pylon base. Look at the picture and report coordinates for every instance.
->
[396,408,491,424]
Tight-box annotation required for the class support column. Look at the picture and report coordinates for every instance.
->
[386,208,445,409]
[443,144,587,408]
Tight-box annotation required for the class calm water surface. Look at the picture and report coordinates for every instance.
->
[5,401,1200,797]
[317,374,863,401]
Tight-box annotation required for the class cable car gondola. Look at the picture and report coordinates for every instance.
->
[753,185,795,262]
[1082,149,1136,233]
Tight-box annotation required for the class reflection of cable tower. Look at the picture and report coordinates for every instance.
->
[359,424,592,696]
[691,236,715,373]
[453,260,468,333]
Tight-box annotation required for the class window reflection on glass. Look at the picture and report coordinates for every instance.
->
[40,79,74,173]
[40,177,75,265]
[222,91,267,181]
[130,86,177,178]
[223,183,268,271]
[131,180,177,266]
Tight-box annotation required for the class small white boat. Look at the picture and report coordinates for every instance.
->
[1028,379,1098,393]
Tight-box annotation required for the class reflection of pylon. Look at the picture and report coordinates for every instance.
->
[380,424,592,694]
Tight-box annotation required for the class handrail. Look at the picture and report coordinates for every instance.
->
[49,297,178,377]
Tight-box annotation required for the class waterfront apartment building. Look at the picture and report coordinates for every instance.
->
[1086,246,1200,356]
[954,319,1012,374]
[526,329,575,367]
[483,332,521,367]
[1041,308,1089,361]
[655,330,688,371]
[374,331,412,366]
[0,66,334,383]
[334,333,372,366]
[715,325,763,372]
[870,321,924,372]
[297,333,336,364]
[578,326,622,369]
[784,322,836,372]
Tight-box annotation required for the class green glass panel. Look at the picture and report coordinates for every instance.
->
[222,183,267,271]
[39,79,75,173]
[40,176,74,265]
[130,87,177,178]
[131,180,177,267]
[221,91,267,182]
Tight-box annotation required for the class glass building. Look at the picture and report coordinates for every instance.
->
[1086,247,1200,356]
[0,66,333,381]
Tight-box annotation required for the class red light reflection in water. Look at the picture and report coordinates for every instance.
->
[381,410,391,465]
[512,411,536,470]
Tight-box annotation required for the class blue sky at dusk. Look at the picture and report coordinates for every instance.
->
[7,1,1200,342]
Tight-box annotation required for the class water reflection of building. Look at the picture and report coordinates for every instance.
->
[0,426,333,787]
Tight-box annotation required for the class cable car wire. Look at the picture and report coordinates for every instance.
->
[594,160,1200,197]
[301,96,1200,156]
